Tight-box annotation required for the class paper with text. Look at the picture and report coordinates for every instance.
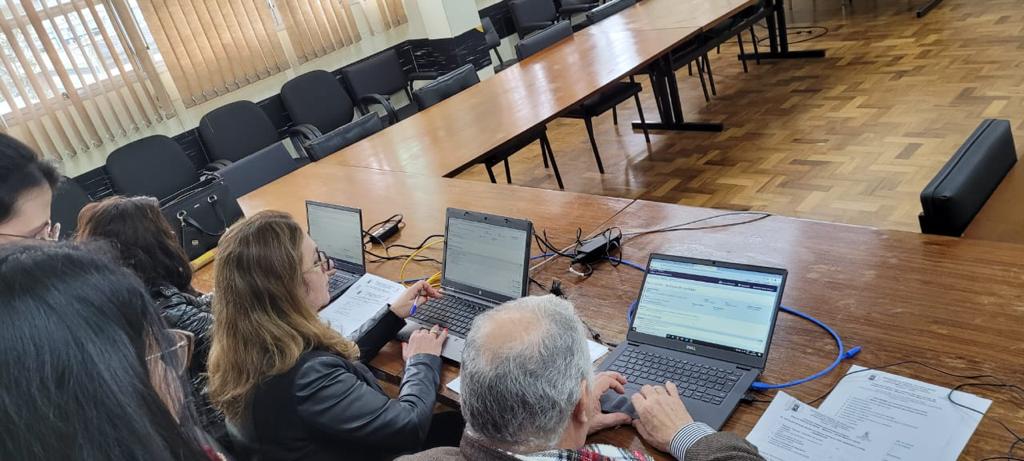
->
[818,365,991,461]
[319,274,405,339]
[746,391,894,461]
[447,339,610,394]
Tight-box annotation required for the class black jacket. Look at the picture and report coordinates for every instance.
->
[151,285,228,445]
[242,310,442,461]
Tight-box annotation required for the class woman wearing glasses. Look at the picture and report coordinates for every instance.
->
[0,242,222,460]
[0,134,60,243]
[209,211,461,461]
[76,196,229,448]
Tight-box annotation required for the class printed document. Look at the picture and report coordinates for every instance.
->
[746,391,894,461]
[319,274,405,339]
[447,339,610,394]
[818,365,991,461]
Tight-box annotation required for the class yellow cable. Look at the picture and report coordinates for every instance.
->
[400,238,444,287]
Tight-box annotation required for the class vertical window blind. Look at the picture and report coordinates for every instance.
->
[0,0,174,160]
[137,0,291,108]
[278,0,361,64]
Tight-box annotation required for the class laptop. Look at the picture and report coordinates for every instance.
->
[597,254,787,430]
[305,200,368,301]
[399,208,533,363]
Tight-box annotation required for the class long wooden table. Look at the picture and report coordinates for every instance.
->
[964,164,1024,245]
[196,165,1024,460]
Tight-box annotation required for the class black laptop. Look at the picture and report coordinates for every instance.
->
[305,201,368,301]
[597,253,787,429]
[399,208,533,363]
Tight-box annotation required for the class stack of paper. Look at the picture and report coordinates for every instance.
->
[746,365,992,461]
[319,274,405,340]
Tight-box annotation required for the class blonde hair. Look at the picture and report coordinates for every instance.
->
[208,211,359,421]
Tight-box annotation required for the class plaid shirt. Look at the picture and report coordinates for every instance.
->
[510,444,655,461]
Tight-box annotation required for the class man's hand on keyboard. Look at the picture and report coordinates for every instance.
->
[631,382,695,452]
[588,371,631,434]
[390,281,442,318]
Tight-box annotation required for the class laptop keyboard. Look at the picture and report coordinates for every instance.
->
[607,346,744,406]
[328,272,358,295]
[411,297,488,337]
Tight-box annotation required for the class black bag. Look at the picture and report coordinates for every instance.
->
[160,177,244,260]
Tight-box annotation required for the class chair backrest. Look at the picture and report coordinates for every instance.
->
[340,49,408,101]
[509,0,558,35]
[515,21,573,60]
[412,65,480,110]
[198,100,280,163]
[304,113,385,161]
[919,119,1018,236]
[215,140,299,199]
[586,0,637,25]
[281,70,356,134]
[481,17,501,49]
[50,176,92,240]
[106,135,199,200]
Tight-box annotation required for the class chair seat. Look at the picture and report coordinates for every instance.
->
[484,125,548,166]
[560,3,599,15]
[396,103,419,121]
[564,82,642,118]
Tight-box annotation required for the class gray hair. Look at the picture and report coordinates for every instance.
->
[460,295,593,452]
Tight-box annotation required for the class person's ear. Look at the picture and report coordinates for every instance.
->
[573,379,589,425]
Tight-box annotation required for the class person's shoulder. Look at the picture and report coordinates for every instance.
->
[396,446,464,461]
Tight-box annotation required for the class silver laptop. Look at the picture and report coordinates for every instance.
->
[597,254,787,430]
[398,208,533,363]
[306,201,368,301]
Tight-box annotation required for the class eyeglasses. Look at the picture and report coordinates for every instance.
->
[147,329,195,375]
[307,249,334,274]
[0,220,52,240]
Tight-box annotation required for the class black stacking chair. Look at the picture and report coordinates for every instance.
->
[281,70,384,161]
[341,49,439,125]
[482,17,515,73]
[519,22,649,175]
[412,64,480,110]
[584,0,636,26]
[919,119,1018,236]
[302,114,385,161]
[106,135,200,201]
[558,0,600,17]
[215,141,300,199]
[509,0,559,38]
[198,101,284,163]
[50,176,92,240]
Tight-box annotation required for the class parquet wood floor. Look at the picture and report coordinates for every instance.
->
[456,0,1024,232]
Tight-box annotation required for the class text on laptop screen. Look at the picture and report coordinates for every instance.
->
[307,204,363,267]
[444,217,527,299]
[632,258,783,357]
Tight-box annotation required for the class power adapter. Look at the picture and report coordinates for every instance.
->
[572,232,621,264]
[369,217,402,244]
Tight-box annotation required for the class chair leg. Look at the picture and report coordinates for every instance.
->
[541,134,564,190]
[687,62,693,76]
[737,35,749,73]
[750,28,760,65]
[696,59,711,103]
[703,54,717,96]
[503,158,512,184]
[612,106,618,125]
[542,141,549,168]
[486,164,497,183]
[583,117,605,174]
[633,93,650,144]
[494,48,504,65]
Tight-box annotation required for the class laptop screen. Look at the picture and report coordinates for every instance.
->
[306,202,364,272]
[443,216,529,299]
[632,257,784,358]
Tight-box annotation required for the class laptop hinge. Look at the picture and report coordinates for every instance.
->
[445,286,500,306]
[736,365,753,371]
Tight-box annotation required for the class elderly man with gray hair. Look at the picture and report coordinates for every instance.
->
[401,295,763,461]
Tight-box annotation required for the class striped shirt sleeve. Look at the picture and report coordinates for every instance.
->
[668,422,716,461]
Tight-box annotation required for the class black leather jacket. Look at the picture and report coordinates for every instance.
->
[242,310,442,461]
[151,286,229,446]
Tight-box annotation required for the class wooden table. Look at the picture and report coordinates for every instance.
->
[530,200,1024,460]
[592,0,756,32]
[964,164,1024,245]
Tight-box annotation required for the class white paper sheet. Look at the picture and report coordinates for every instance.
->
[745,391,895,461]
[818,365,991,461]
[319,274,405,339]
[446,339,610,394]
